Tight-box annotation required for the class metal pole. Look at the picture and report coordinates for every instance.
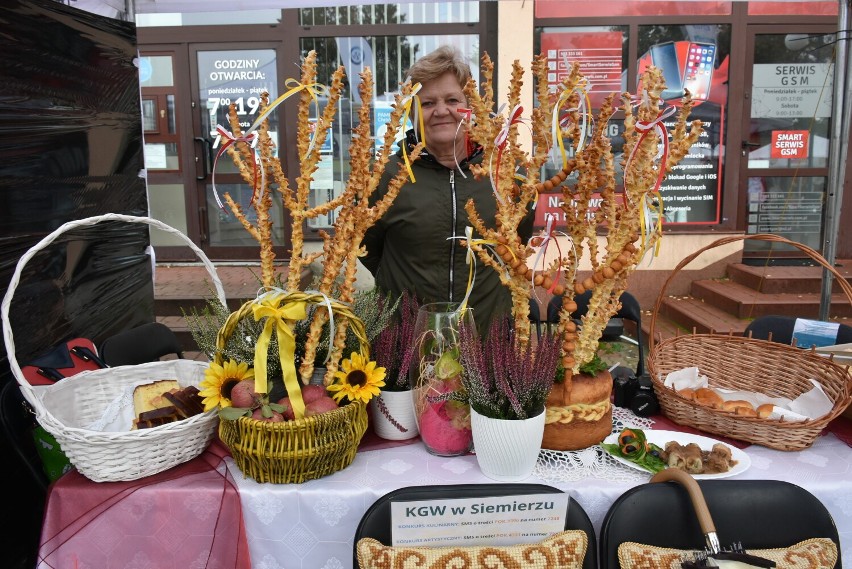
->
[820,0,851,319]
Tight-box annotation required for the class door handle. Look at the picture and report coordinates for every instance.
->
[198,205,208,242]
[194,136,212,180]
[741,141,761,149]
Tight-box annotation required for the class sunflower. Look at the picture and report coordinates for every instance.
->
[328,352,386,404]
[199,359,254,411]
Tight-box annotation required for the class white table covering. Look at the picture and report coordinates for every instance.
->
[227,431,852,569]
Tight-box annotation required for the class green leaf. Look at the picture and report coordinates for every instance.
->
[219,407,251,420]
[268,402,285,413]
[435,348,463,380]
[261,404,273,418]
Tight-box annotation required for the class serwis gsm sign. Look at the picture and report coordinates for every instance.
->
[771,130,809,159]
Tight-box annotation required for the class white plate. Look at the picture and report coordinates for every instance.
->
[602,429,751,479]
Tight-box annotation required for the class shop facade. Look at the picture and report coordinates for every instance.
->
[137,1,849,275]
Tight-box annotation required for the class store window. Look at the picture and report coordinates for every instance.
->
[140,54,180,171]
[637,24,730,225]
[533,26,629,229]
[301,34,480,228]
[534,1,731,18]
[299,2,479,25]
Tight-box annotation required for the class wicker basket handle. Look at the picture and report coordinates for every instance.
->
[1,213,227,404]
[651,468,721,554]
[648,233,852,352]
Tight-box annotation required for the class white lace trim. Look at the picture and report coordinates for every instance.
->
[533,407,655,483]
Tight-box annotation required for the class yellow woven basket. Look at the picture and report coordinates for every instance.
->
[648,234,852,451]
[217,291,369,483]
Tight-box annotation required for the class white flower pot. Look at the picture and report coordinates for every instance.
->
[470,407,545,482]
[370,390,419,441]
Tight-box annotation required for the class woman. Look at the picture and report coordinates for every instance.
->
[361,45,534,329]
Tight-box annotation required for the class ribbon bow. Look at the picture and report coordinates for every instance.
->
[251,294,308,419]
[211,126,259,211]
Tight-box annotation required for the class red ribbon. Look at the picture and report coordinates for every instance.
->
[212,125,259,211]
[492,105,524,200]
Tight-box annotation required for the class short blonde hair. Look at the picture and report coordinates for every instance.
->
[406,45,472,89]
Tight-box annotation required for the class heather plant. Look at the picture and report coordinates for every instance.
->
[371,291,420,391]
[459,317,561,421]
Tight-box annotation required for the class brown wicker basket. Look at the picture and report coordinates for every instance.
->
[647,234,852,451]
[217,291,369,483]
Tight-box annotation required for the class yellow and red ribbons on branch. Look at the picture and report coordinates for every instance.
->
[624,101,677,258]
[551,85,592,169]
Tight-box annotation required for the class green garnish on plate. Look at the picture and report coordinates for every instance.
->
[601,427,667,474]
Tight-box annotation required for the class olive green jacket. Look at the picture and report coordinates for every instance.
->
[361,134,535,331]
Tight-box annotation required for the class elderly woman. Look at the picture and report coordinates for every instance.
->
[361,45,534,329]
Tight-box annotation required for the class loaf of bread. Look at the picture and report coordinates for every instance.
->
[133,380,180,416]
[135,406,180,429]
[542,370,613,451]
[163,385,205,418]
[130,380,207,430]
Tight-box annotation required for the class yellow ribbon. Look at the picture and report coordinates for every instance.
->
[399,82,423,182]
[245,79,328,160]
[252,294,308,419]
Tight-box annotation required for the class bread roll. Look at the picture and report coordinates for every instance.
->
[694,387,724,409]
[734,405,758,417]
[677,387,696,401]
[722,399,754,413]
[757,403,774,418]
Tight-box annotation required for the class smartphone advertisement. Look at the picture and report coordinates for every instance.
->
[641,40,717,102]
[638,39,726,224]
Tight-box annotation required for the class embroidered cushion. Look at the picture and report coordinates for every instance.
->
[617,538,837,569]
[356,530,587,569]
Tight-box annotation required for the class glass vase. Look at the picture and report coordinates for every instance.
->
[409,302,474,456]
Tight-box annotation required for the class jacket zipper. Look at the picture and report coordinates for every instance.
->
[448,169,456,303]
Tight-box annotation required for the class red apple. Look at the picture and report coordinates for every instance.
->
[251,407,284,422]
[231,379,260,409]
[276,397,296,420]
[299,384,328,404]
[305,396,339,417]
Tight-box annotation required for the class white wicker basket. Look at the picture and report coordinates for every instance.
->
[1,214,226,482]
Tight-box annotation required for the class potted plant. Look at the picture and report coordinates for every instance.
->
[459,317,561,481]
[368,290,420,440]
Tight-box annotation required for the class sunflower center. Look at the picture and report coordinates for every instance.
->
[221,377,241,399]
[346,369,368,388]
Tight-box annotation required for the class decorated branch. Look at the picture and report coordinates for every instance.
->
[219,51,423,388]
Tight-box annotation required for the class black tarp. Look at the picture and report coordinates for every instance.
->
[0,0,151,365]
[0,1,150,565]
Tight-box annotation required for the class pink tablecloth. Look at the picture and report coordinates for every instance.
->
[38,440,250,569]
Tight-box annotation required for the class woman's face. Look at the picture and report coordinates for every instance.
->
[416,71,467,152]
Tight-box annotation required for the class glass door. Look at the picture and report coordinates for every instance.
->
[189,44,288,259]
[740,25,835,260]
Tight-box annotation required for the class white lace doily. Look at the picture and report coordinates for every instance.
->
[533,407,655,483]
[85,381,151,432]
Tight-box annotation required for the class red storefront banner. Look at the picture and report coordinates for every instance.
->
[540,31,623,109]
[771,130,809,159]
